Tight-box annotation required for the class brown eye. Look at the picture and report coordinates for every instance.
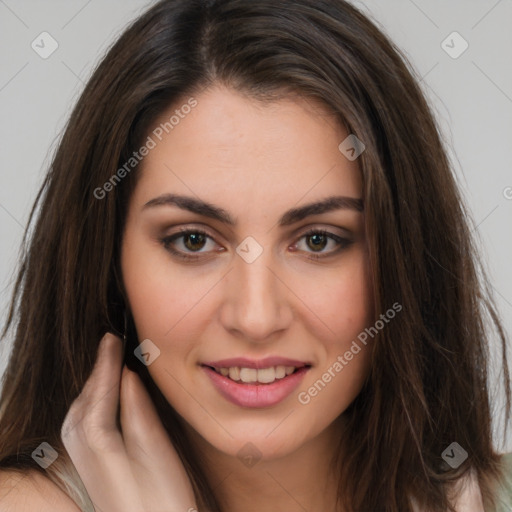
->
[293,229,353,260]
[182,232,207,251]
[306,233,329,252]
[160,229,219,261]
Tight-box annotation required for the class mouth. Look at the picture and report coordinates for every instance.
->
[200,358,312,408]
[202,364,311,385]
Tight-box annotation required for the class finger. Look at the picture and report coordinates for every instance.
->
[81,333,124,431]
[120,367,198,509]
[63,333,124,439]
[62,335,143,512]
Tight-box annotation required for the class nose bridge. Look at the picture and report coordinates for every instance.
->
[221,243,291,341]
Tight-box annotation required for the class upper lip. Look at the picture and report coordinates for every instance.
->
[201,357,312,369]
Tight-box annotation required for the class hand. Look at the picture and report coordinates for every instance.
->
[61,333,198,512]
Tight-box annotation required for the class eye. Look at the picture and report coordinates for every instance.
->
[160,228,221,261]
[160,227,353,263]
[292,229,353,260]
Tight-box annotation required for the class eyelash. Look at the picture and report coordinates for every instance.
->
[160,228,352,262]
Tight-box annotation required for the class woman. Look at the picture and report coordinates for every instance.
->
[0,0,511,510]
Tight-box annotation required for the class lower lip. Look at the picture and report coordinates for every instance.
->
[202,366,310,408]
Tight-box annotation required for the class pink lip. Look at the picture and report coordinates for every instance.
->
[202,356,311,369]
[201,365,310,408]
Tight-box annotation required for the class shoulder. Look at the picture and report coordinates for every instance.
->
[0,469,81,511]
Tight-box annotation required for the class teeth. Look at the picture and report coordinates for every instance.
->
[256,367,276,384]
[275,366,286,379]
[214,365,303,384]
[240,368,258,383]
[228,367,240,381]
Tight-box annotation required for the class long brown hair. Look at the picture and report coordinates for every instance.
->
[1,0,510,510]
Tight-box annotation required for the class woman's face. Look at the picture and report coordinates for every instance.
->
[121,85,374,462]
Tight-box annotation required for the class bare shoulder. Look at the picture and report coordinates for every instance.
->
[0,469,81,511]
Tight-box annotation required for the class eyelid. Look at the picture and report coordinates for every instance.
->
[293,223,352,239]
[160,224,224,247]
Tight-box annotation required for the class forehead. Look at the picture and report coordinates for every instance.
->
[132,85,362,212]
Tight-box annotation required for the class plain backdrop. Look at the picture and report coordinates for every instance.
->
[0,0,511,451]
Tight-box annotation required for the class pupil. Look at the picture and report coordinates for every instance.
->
[185,233,206,251]
[307,234,326,251]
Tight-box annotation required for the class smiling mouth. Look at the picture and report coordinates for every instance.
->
[202,364,311,385]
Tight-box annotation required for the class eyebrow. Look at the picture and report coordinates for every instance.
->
[142,193,363,227]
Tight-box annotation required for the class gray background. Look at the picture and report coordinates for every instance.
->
[1,0,511,451]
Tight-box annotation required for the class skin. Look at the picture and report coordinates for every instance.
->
[120,84,375,512]
[61,334,198,512]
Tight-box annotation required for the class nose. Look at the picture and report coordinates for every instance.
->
[219,247,293,343]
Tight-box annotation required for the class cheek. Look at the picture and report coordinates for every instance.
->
[293,247,374,348]
[297,347,372,427]
[121,238,213,408]
[121,231,217,343]
[294,249,374,411]
[328,252,374,387]
[328,267,372,336]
